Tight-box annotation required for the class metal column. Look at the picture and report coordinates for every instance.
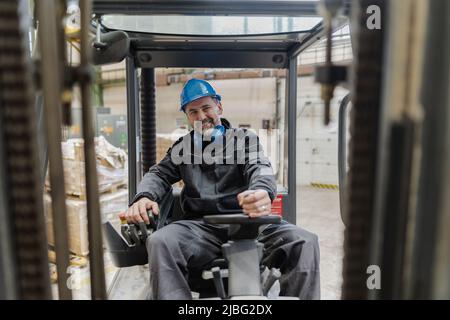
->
[409,0,450,299]
[140,68,157,173]
[79,0,106,300]
[126,57,141,203]
[37,0,72,300]
[285,57,298,225]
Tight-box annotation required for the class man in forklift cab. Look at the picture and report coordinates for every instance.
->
[120,79,320,300]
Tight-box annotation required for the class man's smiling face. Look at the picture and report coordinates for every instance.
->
[184,96,223,132]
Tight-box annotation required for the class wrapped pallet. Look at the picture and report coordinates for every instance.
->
[45,135,128,197]
[44,136,128,256]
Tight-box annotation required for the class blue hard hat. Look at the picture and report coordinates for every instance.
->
[180,79,221,111]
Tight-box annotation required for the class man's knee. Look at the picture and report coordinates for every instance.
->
[146,228,177,253]
[278,225,320,270]
[280,224,319,248]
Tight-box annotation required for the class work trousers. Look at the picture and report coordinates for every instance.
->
[146,219,320,300]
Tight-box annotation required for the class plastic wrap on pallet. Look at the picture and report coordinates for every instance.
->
[45,135,128,196]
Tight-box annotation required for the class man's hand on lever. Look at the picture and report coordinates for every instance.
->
[119,197,160,225]
[237,189,272,218]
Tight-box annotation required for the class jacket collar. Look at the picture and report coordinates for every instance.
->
[220,118,232,129]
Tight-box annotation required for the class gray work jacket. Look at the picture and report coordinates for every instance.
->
[131,119,277,219]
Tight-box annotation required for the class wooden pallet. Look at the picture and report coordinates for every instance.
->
[48,252,88,284]
[68,182,127,200]
[48,248,89,268]
[46,182,127,200]
[49,263,57,283]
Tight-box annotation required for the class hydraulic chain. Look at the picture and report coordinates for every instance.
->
[0,0,51,299]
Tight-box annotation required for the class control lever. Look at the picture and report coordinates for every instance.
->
[120,209,157,246]
[262,268,281,296]
[128,224,140,245]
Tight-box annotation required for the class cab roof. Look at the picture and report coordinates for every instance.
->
[92,0,349,68]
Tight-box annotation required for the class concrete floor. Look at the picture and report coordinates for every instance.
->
[297,186,344,300]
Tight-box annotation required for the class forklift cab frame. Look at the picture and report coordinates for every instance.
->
[92,0,349,298]
[93,0,347,226]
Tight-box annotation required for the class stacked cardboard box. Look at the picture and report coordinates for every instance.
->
[156,136,175,162]
[44,186,128,257]
[44,136,128,256]
[156,134,185,189]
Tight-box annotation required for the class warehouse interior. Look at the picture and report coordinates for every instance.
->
[0,0,449,300]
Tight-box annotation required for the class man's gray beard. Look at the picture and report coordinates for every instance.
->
[202,126,215,139]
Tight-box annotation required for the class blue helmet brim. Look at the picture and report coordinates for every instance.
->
[180,94,222,112]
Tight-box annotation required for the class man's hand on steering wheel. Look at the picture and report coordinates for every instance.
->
[237,189,272,218]
[118,197,159,225]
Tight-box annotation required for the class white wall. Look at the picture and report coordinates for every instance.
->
[103,77,276,132]
[296,77,349,186]
[102,86,127,115]
[278,76,349,186]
